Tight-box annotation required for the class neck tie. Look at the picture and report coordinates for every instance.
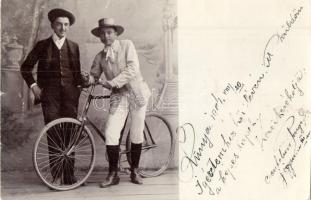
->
[104,46,115,62]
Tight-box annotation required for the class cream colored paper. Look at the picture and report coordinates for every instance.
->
[178,0,311,200]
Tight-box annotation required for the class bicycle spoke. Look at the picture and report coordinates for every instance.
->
[38,155,63,170]
[69,123,76,139]
[74,150,92,154]
[36,154,61,161]
[36,156,51,160]
[46,132,63,151]
[36,149,51,156]
[65,123,72,147]
[61,122,67,150]
[60,122,68,149]
[36,152,61,156]
[39,157,63,177]
[52,159,65,182]
[37,146,51,154]
[68,124,80,148]
[39,141,64,153]
[74,148,91,155]
[51,124,65,150]
[37,154,62,164]
[52,124,66,150]
[70,154,92,157]
[69,155,92,162]
[74,135,89,150]
[37,154,63,167]
[75,136,89,147]
[69,130,86,152]
[34,119,96,190]
[74,143,92,152]
[43,168,53,181]
[38,153,63,165]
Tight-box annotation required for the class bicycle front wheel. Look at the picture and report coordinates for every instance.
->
[33,118,96,191]
[126,113,175,177]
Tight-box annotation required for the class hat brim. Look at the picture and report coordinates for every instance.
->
[48,8,75,25]
[91,25,124,37]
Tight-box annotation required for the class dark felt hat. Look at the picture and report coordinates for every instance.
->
[48,8,75,25]
[91,18,124,37]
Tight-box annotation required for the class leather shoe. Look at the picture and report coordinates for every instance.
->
[130,168,143,185]
[100,171,120,188]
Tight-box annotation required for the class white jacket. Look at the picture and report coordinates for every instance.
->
[90,39,151,113]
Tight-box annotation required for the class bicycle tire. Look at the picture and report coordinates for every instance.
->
[126,113,175,177]
[33,118,96,191]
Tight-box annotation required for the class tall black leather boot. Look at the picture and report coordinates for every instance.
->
[100,145,120,188]
[130,142,143,184]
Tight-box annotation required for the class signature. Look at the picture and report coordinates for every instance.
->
[178,123,214,182]
[265,110,310,186]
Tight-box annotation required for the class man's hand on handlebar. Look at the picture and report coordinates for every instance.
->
[98,78,112,90]
[88,75,112,90]
[88,75,95,85]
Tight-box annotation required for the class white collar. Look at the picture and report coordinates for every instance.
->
[52,33,66,49]
[104,40,120,52]
[103,40,120,62]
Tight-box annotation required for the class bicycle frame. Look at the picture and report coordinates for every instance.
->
[67,85,130,156]
[66,83,160,162]
[33,85,174,190]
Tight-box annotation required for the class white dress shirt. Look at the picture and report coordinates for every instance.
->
[52,33,66,50]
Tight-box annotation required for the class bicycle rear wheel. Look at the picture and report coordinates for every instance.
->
[33,118,96,191]
[126,113,175,177]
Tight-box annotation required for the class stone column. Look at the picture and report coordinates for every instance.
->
[156,0,178,114]
[163,0,177,81]
[1,35,24,113]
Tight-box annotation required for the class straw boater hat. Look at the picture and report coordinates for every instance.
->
[48,8,75,25]
[91,18,124,37]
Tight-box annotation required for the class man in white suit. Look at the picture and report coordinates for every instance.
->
[89,18,151,188]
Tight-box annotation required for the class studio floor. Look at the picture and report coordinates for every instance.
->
[1,170,179,200]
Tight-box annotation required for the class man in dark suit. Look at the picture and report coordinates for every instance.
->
[20,8,82,185]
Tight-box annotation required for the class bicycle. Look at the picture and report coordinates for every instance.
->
[32,83,175,191]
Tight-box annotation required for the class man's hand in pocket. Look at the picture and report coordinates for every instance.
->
[31,84,42,101]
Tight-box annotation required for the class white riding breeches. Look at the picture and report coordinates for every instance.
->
[104,93,148,145]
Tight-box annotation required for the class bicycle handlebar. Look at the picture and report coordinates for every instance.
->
[78,74,112,100]
[90,95,110,99]
[78,82,111,89]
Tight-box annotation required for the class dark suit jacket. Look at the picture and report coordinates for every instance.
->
[20,37,82,89]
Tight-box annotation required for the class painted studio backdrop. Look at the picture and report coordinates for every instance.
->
[1,0,177,171]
